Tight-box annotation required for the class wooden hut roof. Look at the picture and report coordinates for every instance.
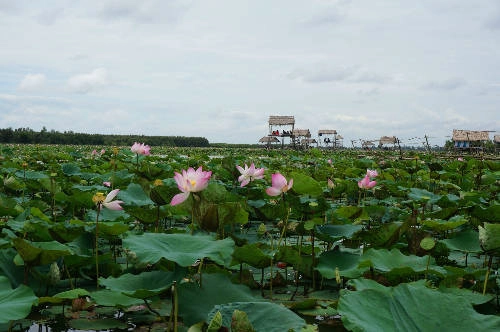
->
[292,129,311,137]
[268,115,295,126]
[494,135,500,143]
[379,136,397,145]
[318,129,337,135]
[336,135,343,139]
[259,136,280,143]
[301,138,317,144]
[452,129,489,141]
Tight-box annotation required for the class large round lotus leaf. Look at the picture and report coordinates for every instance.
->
[123,233,235,267]
[231,243,272,268]
[207,302,307,332]
[360,248,446,277]
[12,238,73,266]
[177,273,259,326]
[316,224,363,243]
[479,222,500,253]
[339,280,500,332]
[408,188,440,203]
[0,276,38,324]
[441,229,481,253]
[316,250,363,279]
[69,318,128,330]
[420,215,467,232]
[91,290,144,308]
[14,170,48,180]
[99,270,185,299]
[86,209,128,222]
[61,163,81,176]
[289,172,323,197]
[117,183,153,206]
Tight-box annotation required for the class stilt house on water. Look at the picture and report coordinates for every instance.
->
[378,136,398,149]
[452,129,490,152]
[318,129,343,149]
[260,115,295,149]
[291,129,313,149]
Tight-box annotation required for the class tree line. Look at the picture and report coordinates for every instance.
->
[0,127,210,147]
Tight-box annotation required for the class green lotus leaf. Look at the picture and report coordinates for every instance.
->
[99,270,185,299]
[339,280,500,331]
[61,163,81,176]
[0,276,38,324]
[478,223,500,253]
[90,290,144,307]
[207,302,306,332]
[359,248,446,277]
[408,188,440,203]
[15,170,48,180]
[178,273,259,326]
[441,229,481,253]
[231,243,272,269]
[289,172,323,197]
[316,224,363,243]
[53,288,90,299]
[69,318,128,330]
[12,238,73,266]
[315,250,363,279]
[123,233,235,267]
[117,183,153,206]
[421,215,468,232]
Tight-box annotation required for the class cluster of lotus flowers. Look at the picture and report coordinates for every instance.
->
[358,169,378,189]
[95,143,377,211]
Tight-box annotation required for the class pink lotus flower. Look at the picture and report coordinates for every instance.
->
[328,159,332,165]
[236,163,265,187]
[170,166,212,206]
[266,173,293,196]
[358,175,376,189]
[131,142,151,156]
[93,189,124,210]
[366,169,378,178]
[103,181,111,187]
[327,178,335,189]
[91,149,98,156]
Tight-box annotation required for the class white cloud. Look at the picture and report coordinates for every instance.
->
[421,78,466,90]
[18,74,46,92]
[67,68,110,94]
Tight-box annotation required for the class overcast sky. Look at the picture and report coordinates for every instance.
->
[1,0,499,147]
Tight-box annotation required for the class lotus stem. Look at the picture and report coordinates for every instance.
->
[173,281,178,332]
[95,205,101,289]
[483,255,493,295]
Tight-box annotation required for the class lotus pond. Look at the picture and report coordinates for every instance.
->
[0,144,499,331]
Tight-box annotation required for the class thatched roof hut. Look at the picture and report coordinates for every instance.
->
[318,129,337,135]
[269,116,295,126]
[379,136,397,145]
[259,136,280,143]
[301,138,317,144]
[452,130,489,141]
[292,129,311,138]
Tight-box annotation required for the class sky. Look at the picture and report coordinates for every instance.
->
[1,0,499,147]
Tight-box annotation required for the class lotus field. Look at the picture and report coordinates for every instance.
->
[0,143,499,331]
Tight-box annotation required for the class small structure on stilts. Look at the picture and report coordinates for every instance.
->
[378,136,398,149]
[291,129,312,149]
[318,129,341,149]
[264,115,295,149]
[452,129,490,153]
[258,136,281,149]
